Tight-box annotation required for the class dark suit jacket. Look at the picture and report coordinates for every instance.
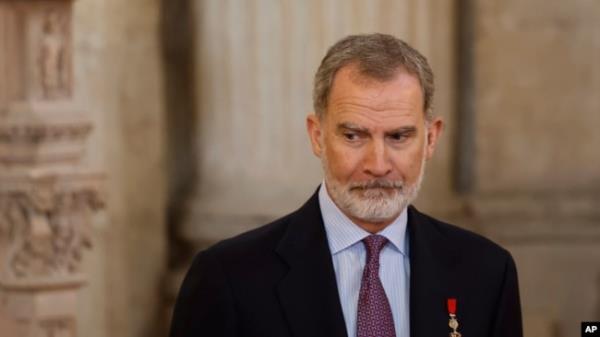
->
[170,190,523,337]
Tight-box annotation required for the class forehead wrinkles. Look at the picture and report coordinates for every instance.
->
[330,79,422,111]
[332,97,418,113]
[330,98,419,124]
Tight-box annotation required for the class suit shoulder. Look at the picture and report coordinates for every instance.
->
[200,210,295,260]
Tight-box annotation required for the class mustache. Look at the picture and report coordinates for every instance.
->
[348,179,404,190]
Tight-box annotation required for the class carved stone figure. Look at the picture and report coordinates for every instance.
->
[40,10,68,99]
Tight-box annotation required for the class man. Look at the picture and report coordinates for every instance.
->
[170,33,522,337]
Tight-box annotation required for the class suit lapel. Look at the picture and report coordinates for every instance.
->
[408,206,461,337]
[275,191,348,337]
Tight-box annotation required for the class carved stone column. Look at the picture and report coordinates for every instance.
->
[0,1,104,336]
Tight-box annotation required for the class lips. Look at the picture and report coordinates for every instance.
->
[349,180,404,191]
[354,187,400,200]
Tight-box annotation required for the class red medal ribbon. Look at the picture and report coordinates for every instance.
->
[447,298,457,315]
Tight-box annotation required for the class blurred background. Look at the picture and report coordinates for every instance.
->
[0,0,599,337]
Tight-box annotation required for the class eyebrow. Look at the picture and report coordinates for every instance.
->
[337,122,368,133]
[385,126,417,136]
[337,122,417,135]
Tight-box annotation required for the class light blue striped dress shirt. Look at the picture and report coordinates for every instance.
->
[318,184,410,337]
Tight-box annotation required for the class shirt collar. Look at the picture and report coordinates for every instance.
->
[318,182,408,256]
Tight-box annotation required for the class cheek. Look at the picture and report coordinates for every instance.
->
[325,144,363,178]
[392,145,427,178]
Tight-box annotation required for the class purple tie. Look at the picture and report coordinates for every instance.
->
[357,235,396,337]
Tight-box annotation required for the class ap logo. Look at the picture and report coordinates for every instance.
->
[582,322,600,336]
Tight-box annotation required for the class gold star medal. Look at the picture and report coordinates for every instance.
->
[447,298,462,337]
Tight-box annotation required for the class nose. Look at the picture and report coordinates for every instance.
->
[363,139,392,177]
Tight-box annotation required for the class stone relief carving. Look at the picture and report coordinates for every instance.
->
[40,10,69,100]
[0,3,101,337]
[0,123,92,144]
[0,183,104,280]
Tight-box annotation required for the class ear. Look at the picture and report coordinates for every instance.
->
[306,113,323,157]
[424,116,443,160]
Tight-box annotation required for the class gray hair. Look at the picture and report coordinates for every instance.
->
[313,33,435,120]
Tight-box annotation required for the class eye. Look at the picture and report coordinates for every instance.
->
[386,128,417,143]
[388,132,407,142]
[343,132,359,141]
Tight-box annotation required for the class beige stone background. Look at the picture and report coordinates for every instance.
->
[1,0,599,337]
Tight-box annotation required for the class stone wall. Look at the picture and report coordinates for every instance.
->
[471,1,600,336]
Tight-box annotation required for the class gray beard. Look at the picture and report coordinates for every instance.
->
[322,154,426,223]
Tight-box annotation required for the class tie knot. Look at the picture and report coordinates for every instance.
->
[362,235,388,260]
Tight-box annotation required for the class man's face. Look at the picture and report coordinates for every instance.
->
[307,64,443,228]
